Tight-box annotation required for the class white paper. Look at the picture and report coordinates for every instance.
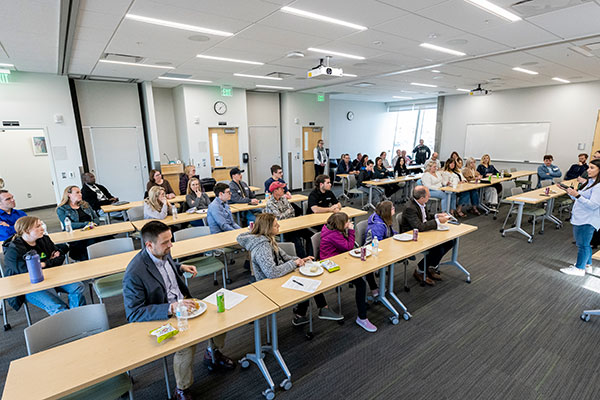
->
[282,276,321,293]
[203,288,247,310]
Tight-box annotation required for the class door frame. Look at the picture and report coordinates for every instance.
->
[301,126,323,189]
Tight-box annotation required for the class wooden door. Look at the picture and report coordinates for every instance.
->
[209,127,240,182]
[302,127,322,185]
[591,110,600,157]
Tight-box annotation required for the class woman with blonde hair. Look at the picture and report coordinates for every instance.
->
[144,186,171,219]
[2,216,86,315]
[186,177,210,210]
[442,159,467,217]
[237,213,342,326]
[476,154,502,208]
[179,165,199,195]
[422,162,456,215]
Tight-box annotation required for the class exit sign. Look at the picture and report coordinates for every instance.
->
[317,94,325,102]
[0,74,8,84]
[221,87,232,97]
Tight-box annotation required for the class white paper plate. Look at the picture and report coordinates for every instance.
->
[349,248,372,258]
[195,209,208,214]
[299,264,324,276]
[393,233,413,241]
[437,225,450,231]
[183,300,207,319]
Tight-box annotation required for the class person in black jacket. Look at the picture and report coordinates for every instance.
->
[2,216,86,315]
[565,153,589,180]
[412,139,431,165]
[400,186,453,286]
[357,160,386,203]
[81,172,118,213]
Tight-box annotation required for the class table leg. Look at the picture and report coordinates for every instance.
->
[439,238,471,283]
[260,313,293,391]
[543,198,562,228]
[239,320,276,398]
[365,186,376,210]
[387,263,411,320]
[501,202,533,242]
[445,192,452,213]
[376,266,400,325]
[2,299,11,331]
[339,177,349,202]
[106,213,112,224]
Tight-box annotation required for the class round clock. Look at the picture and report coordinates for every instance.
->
[214,101,227,115]
[346,111,354,121]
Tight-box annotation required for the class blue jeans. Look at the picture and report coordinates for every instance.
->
[573,224,596,269]
[25,282,86,316]
[458,190,480,207]
[430,189,456,212]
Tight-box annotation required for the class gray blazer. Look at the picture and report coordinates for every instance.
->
[122,249,191,322]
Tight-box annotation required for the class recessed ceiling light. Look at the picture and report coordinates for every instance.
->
[456,88,470,92]
[342,73,358,77]
[196,54,264,65]
[233,73,282,80]
[393,96,412,99]
[352,82,375,87]
[125,14,233,36]
[307,48,365,60]
[552,77,570,84]
[512,67,538,75]
[464,0,521,22]
[98,59,175,69]
[431,70,441,73]
[280,6,367,30]
[569,46,594,57]
[188,35,210,42]
[420,43,466,56]
[158,77,212,83]
[256,84,294,90]
[411,82,437,88]
[0,63,14,68]
[383,64,442,76]
[372,40,383,46]
[286,51,305,59]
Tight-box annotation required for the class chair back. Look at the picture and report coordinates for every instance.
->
[311,232,321,260]
[355,220,368,246]
[501,181,516,198]
[87,237,134,259]
[24,304,109,355]
[126,205,144,221]
[541,180,553,187]
[511,187,524,196]
[278,242,297,257]
[553,177,563,183]
[201,178,216,192]
[0,251,5,277]
[348,174,359,190]
[217,180,230,185]
[394,211,403,233]
[173,226,211,242]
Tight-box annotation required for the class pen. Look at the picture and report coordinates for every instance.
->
[292,279,304,286]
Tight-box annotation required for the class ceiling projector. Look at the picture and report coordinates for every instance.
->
[307,57,343,79]
[469,84,491,96]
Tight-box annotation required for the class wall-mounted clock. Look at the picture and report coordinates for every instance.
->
[346,111,354,121]
[214,101,227,115]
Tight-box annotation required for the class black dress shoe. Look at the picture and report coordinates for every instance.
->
[204,349,235,371]
[174,388,194,400]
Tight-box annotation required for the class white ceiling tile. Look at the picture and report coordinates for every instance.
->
[525,43,600,78]
[527,2,600,39]
[375,0,450,12]
[337,30,420,55]
[475,21,561,48]
[373,13,464,43]
[80,0,134,16]
[235,24,329,50]
[427,32,509,56]
[258,12,363,40]
[145,0,282,21]
[418,0,509,33]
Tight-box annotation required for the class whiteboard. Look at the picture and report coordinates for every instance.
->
[464,122,550,163]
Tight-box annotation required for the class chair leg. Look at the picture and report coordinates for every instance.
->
[162,357,172,399]
[222,269,227,289]
[222,254,232,285]
[23,302,32,326]
[213,272,218,286]
[88,282,95,304]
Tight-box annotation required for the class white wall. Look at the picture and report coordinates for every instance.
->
[281,92,329,190]
[174,85,249,180]
[0,72,81,205]
[440,81,600,175]
[153,87,180,163]
[329,99,396,162]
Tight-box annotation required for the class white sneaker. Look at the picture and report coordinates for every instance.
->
[560,265,585,276]
[586,265,600,275]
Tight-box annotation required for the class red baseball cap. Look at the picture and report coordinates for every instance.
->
[269,181,287,193]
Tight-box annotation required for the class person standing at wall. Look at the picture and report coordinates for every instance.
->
[412,139,431,165]
[313,139,328,177]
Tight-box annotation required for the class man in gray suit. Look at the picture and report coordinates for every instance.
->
[123,221,234,400]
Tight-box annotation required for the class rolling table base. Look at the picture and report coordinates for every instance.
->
[439,238,471,283]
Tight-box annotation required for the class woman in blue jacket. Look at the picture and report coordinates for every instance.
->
[560,159,600,276]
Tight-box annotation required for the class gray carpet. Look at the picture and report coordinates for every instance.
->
[3,194,600,400]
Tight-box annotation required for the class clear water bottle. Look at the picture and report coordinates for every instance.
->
[372,236,379,256]
[265,192,270,202]
[64,217,72,233]
[176,300,188,332]
[41,221,48,235]
[172,205,178,220]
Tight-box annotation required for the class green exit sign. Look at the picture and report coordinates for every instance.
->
[317,94,325,102]
[0,74,8,84]
[221,87,232,97]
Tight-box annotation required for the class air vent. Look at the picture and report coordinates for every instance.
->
[162,73,193,79]
[267,72,294,79]
[510,0,590,18]
[103,53,144,63]
[2,121,20,127]
[351,82,375,88]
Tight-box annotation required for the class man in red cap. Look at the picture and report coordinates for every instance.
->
[264,181,311,257]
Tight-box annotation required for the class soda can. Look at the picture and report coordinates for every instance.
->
[412,229,418,241]
[545,187,550,195]
[216,291,225,313]
[249,221,255,230]
[360,246,366,261]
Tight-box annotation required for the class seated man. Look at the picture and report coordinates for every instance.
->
[307,174,342,214]
[81,172,118,214]
[400,186,453,286]
[123,221,234,400]
[229,167,260,224]
[265,182,312,257]
[357,160,386,204]
[207,183,241,234]
[264,164,292,198]
[351,153,362,171]
[427,152,441,169]
[336,153,359,178]
[0,190,27,241]
[565,153,588,180]
[537,154,562,187]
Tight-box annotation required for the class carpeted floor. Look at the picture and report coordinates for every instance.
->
[3,191,600,400]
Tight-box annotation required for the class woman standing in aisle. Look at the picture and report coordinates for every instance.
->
[560,159,600,276]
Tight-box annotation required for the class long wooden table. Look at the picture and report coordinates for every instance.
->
[593,250,600,261]
[501,179,575,242]
[229,194,307,213]
[48,221,135,244]
[131,211,207,231]
[362,174,422,209]
[2,285,285,400]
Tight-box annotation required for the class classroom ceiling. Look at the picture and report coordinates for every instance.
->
[1,0,600,101]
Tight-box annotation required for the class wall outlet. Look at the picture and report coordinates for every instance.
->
[578,143,585,150]
[61,172,67,179]
[68,171,75,178]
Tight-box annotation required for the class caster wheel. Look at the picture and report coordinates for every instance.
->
[556,225,561,230]
[466,277,471,283]
[240,358,250,369]
[305,332,314,340]
[280,379,293,391]
[581,313,591,322]
[3,323,11,331]
[528,238,533,243]
[404,286,410,292]
[403,312,411,321]
[213,280,218,286]
[337,319,345,325]
[420,281,425,287]
[390,316,399,325]
[263,388,275,400]
[493,216,497,220]
[226,278,232,284]
[539,230,544,235]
